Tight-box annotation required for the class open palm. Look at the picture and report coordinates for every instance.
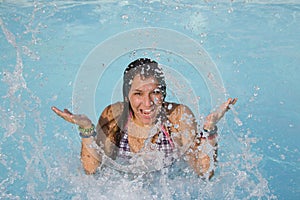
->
[204,98,238,128]
[51,106,93,129]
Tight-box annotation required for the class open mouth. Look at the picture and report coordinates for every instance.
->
[140,109,155,118]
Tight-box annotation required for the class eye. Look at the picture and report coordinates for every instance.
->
[153,88,161,94]
[134,92,142,96]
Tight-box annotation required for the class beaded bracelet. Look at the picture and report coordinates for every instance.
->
[78,124,97,138]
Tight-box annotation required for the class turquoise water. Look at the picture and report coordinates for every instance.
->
[1,1,299,199]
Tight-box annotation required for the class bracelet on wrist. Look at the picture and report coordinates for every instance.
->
[203,125,218,136]
[78,124,96,138]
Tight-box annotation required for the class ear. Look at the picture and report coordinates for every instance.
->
[124,97,129,102]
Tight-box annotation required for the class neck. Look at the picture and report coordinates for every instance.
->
[131,117,153,128]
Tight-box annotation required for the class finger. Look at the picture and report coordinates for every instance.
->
[51,106,63,115]
[225,98,232,110]
[227,98,233,104]
[223,98,238,112]
[230,98,238,105]
[64,109,73,115]
[59,112,75,123]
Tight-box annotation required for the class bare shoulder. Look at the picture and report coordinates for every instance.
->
[96,102,123,144]
[99,102,123,122]
[164,102,197,147]
[96,102,123,157]
[97,102,124,131]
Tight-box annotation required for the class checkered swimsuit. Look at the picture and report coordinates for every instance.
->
[118,125,174,157]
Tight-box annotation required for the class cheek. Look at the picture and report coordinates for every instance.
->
[129,96,141,109]
[152,95,163,105]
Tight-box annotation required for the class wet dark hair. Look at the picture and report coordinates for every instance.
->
[123,58,166,101]
[117,58,167,134]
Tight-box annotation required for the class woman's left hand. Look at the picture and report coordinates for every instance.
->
[204,98,238,129]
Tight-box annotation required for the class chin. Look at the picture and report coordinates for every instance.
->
[141,118,155,126]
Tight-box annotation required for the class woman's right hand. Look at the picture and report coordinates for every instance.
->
[51,106,93,129]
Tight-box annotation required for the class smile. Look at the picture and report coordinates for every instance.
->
[140,109,155,117]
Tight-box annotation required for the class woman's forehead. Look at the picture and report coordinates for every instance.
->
[130,75,159,90]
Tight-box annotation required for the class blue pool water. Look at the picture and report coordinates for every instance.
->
[1,1,299,199]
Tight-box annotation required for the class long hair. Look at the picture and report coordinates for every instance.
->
[116,58,167,144]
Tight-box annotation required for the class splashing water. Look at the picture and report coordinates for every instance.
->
[1,1,299,199]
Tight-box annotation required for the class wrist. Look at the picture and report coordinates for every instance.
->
[80,121,93,129]
[203,124,218,135]
[81,124,93,129]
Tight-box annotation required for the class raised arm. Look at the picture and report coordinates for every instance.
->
[51,106,101,174]
[166,104,210,176]
[174,98,237,178]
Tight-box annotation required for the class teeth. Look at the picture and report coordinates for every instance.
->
[142,109,152,115]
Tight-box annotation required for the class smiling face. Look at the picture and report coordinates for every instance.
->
[128,74,163,127]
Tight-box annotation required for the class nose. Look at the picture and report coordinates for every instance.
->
[143,94,153,107]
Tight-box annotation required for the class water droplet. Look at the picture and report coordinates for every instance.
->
[228,8,234,13]
[280,154,285,160]
[234,117,243,126]
[121,14,129,20]
[254,86,260,91]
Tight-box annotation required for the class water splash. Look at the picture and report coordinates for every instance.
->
[0,1,281,199]
[0,16,46,200]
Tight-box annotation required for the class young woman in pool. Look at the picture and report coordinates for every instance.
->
[52,58,237,177]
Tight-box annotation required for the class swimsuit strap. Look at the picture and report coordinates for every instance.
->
[161,125,174,149]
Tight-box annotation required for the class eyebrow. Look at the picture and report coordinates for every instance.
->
[131,83,160,92]
[132,89,143,92]
[132,85,160,91]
